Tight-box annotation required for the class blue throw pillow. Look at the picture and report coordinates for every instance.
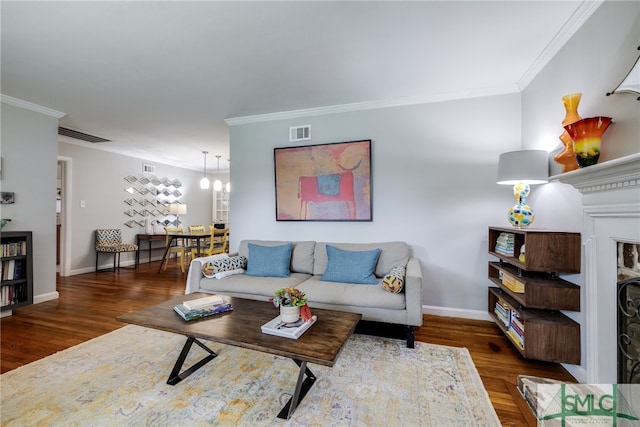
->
[321,245,381,284]
[245,242,293,277]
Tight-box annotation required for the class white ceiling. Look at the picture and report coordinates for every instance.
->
[1,1,598,172]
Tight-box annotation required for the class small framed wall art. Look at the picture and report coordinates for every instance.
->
[1,192,15,204]
[274,139,372,221]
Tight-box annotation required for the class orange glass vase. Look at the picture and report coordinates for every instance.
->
[563,116,612,167]
[554,93,583,172]
[561,93,583,126]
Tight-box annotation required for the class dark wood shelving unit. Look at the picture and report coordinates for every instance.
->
[488,226,581,273]
[1,231,33,312]
[487,226,581,364]
[488,262,580,311]
[488,287,580,364]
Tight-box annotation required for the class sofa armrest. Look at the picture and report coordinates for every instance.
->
[185,254,230,295]
[404,257,423,326]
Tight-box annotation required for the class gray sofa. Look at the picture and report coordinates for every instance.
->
[185,240,423,347]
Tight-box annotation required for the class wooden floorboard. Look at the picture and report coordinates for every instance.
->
[1,261,576,425]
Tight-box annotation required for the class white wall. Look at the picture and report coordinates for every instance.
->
[522,1,639,165]
[229,94,522,314]
[1,101,59,303]
[522,1,639,381]
[58,142,214,274]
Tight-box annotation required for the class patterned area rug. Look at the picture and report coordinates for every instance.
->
[1,325,500,426]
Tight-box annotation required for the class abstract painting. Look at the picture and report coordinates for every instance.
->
[274,140,372,221]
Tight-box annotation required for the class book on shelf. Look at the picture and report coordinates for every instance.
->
[1,241,26,257]
[495,232,515,256]
[501,272,525,293]
[506,327,525,350]
[261,315,317,339]
[173,302,233,321]
[1,285,15,306]
[182,294,225,310]
[510,311,525,333]
[494,305,509,327]
[2,260,15,280]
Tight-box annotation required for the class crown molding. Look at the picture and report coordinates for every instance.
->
[518,0,604,90]
[0,94,66,119]
[549,153,640,193]
[224,84,519,126]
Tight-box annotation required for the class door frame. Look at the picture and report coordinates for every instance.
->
[57,156,72,277]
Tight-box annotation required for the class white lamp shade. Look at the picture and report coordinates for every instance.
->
[497,150,549,185]
[200,177,210,189]
[225,181,231,192]
[213,179,222,191]
[169,203,187,215]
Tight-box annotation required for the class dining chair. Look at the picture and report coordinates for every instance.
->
[95,228,139,272]
[188,225,206,234]
[191,226,229,258]
[162,226,189,273]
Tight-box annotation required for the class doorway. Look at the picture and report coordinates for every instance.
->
[57,156,72,277]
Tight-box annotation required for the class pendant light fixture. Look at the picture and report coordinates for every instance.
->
[213,155,223,191]
[200,151,210,190]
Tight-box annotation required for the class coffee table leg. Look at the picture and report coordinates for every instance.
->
[167,336,217,385]
[277,359,316,420]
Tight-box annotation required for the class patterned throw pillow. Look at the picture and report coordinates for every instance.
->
[202,255,247,278]
[382,265,406,293]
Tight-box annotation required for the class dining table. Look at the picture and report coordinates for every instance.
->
[157,232,212,273]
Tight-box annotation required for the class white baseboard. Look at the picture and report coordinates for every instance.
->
[70,257,165,276]
[1,310,12,318]
[34,291,60,304]
[422,304,492,322]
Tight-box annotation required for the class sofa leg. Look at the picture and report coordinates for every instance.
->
[406,326,415,349]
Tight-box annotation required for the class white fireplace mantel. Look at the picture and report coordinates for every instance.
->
[550,153,640,384]
[550,152,640,194]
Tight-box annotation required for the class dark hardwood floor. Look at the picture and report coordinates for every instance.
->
[1,261,576,426]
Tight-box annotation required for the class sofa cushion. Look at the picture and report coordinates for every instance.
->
[199,272,312,297]
[313,242,410,277]
[298,276,406,310]
[245,242,292,277]
[321,245,380,284]
[239,240,316,274]
[382,265,406,293]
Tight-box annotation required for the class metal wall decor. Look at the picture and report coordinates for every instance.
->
[122,174,183,229]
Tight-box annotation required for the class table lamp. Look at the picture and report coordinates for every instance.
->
[169,203,187,226]
[496,150,548,227]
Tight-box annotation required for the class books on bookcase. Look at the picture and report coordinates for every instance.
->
[261,315,317,339]
[1,259,25,281]
[1,241,27,257]
[173,301,233,321]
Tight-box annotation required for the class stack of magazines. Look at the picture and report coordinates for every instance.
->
[173,295,233,321]
[261,315,317,339]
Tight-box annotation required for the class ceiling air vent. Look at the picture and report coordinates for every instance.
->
[58,126,111,143]
[289,125,311,142]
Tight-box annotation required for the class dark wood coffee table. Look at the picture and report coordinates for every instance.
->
[117,293,361,420]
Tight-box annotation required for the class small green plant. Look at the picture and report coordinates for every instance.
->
[271,287,307,307]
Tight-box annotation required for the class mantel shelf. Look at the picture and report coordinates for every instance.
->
[549,153,640,194]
